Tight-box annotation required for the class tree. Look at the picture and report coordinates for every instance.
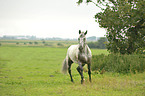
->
[57,43,63,47]
[16,42,19,45]
[29,42,33,44]
[34,41,38,45]
[77,0,145,54]
[87,36,97,41]
[42,40,45,44]
[98,37,107,49]
[87,42,99,48]
[87,37,107,49]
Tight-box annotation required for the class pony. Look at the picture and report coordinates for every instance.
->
[62,30,92,84]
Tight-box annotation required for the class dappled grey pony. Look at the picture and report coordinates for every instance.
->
[62,30,92,84]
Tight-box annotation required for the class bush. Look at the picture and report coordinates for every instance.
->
[34,41,38,44]
[57,43,63,46]
[92,54,145,74]
[87,42,99,48]
[42,41,45,44]
[87,37,107,49]
[29,42,33,44]
[16,42,19,45]
[44,43,52,47]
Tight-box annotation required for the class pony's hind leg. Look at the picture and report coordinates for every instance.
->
[87,63,91,82]
[68,59,74,83]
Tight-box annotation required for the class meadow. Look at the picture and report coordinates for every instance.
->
[0,40,78,48]
[0,41,145,96]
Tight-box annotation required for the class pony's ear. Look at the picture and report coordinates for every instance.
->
[84,30,87,35]
[79,30,81,34]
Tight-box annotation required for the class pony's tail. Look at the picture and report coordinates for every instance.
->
[62,58,68,74]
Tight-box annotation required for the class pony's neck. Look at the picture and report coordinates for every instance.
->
[79,44,87,54]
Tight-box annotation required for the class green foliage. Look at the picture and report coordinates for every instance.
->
[92,54,145,74]
[16,42,19,45]
[87,36,96,41]
[87,42,99,48]
[42,40,45,44]
[57,43,63,47]
[24,42,27,45]
[87,37,107,49]
[97,37,107,49]
[77,0,145,54]
[96,0,145,54]
[29,42,33,44]
[34,41,38,44]
[43,43,51,47]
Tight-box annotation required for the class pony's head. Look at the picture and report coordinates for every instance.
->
[78,30,87,51]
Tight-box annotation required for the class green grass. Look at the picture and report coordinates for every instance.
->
[0,46,145,96]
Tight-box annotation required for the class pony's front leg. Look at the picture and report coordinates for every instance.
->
[77,62,84,84]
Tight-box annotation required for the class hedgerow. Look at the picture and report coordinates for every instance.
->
[92,54,145,74]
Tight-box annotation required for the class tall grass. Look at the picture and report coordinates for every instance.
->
[92,54,145,74]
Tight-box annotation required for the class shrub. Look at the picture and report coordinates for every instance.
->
[42,41,45,44]
[44,43,52,47]
[87,42,99,48]
[34,41,38,44]
[29,42,33,44]
[57,43,63,47]
[92,54,145,74]
[16,42,19,45]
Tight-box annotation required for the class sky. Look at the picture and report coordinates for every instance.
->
[0,0,106,39]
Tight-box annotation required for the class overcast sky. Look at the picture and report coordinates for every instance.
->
[0,0,106,38]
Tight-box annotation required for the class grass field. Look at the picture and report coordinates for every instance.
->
[0,46,145,96]
[0,40,78,48]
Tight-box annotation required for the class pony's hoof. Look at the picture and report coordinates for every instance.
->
[81,79,85,84]
[71,80,74,83]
